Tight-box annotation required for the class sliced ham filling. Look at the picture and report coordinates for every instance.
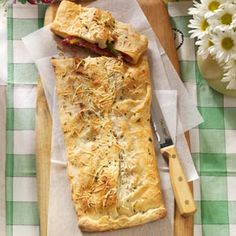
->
[61,36,133,63]
[119,52,133,64]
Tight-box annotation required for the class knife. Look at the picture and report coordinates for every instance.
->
[151,94,196,217]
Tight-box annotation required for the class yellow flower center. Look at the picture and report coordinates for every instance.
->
[208,1,220,11]
[221,37,234,50]
[221,13,232,25]
[201,19,209,31]
[209,41,213,47]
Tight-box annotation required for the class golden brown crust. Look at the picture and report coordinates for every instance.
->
[79,208,167,232]
[113,21,148,64]
[51,1,148,63]
[52,56,166,232]
[51,1,115,49]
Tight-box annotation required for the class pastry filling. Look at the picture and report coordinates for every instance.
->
[61,36,133,63]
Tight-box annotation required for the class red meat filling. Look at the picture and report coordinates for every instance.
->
[61,36,133,63]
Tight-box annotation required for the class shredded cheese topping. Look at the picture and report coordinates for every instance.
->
[52,56,165,226]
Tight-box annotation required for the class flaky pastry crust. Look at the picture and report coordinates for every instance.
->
[52,56,166,232]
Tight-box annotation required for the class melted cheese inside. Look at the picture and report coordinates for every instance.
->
[52,56,166,231]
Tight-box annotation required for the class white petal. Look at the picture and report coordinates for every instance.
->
[221,76,231,82]
[226,79,236,90]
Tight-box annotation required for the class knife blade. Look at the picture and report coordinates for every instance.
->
[151,94,196,217]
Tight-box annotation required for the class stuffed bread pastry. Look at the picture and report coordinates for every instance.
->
[51,0,148,64]
[51,56,166,232]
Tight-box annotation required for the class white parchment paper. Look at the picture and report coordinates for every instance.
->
[22,0,203,235]
[36,56,175,235]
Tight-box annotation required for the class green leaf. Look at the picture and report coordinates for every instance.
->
[107,42,119,56]
[18,0,28,3]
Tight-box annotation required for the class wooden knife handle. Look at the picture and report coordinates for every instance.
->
[161,145,196,217]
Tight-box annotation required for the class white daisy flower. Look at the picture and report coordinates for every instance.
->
[221,60,236,89]
[202,0,227,17]
[207,3,236,30]
[201,0,226,11]
[189,1,208,16]
[196,34,213,59]
[232,19,236,28]
[209,29,236,63]
[227,79,236,90]
[222,71,236,90]
[188,15,210,39]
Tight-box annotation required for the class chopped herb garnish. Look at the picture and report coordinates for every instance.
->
[107,42,119,56]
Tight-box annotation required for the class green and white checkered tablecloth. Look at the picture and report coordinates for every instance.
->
[168,1,236,235]
[4,1,236,236]
[6,4,47,236]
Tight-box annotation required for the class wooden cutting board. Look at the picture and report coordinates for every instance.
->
[36,1,193,236]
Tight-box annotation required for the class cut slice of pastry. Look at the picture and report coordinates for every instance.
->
[52,55,166,232]
[51,0,148,64]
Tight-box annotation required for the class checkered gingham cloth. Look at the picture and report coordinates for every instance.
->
[6,3,47,236]
[4,1,236,236]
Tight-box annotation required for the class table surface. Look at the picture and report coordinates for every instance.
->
[3,1,236,236]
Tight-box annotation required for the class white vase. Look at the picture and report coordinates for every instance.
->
[197,54,236,96]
